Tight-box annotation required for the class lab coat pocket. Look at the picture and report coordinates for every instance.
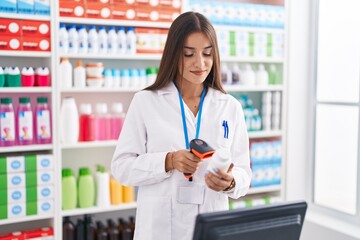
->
[135,196,171,240]
[177,184,205,205]
[217,119,232,148]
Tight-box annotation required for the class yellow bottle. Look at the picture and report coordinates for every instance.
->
[110,176,122,205]
[122,185,135,203]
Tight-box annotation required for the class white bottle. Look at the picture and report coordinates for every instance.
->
[78,25,88,54]
[221,63,232,85]
[59,58,73,89]
[59,23,69,53]
[107,26,118,54]
[126,27,136,54]
[98,26,108,54]
[256,64,269,85]
[88,25,99,54]
[95,166,111,208]
[60,97,79,144]
[241,64,256,85]
[207,149,232,174]
[231,64,241,85]
[117,26,126,54]
[68,24,79,54]
[74,60,86,88]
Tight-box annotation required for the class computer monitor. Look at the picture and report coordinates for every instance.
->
[192,200,307,240]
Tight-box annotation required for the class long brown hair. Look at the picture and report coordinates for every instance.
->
[145,11,225,93]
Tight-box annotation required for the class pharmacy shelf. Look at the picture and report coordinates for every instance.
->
[61,140,117,150]
[0,87,52,93]
[220,56,284,63]
[247,185,282,195]
[62,202,137,217]
[60,88,139,93]
[60,17,171,29]
[0,51,51,58]
[248,130,282,139]
[215,25,285,34]
[0,144,53,154]
[0,215,53,226]
[59,53,162,60]
[224,84,284,92]
[0,13,51,21]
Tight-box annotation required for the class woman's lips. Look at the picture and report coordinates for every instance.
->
[191,70,206,76]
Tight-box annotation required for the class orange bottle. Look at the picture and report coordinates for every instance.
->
[122,186,135,203]
[110,176,122,205]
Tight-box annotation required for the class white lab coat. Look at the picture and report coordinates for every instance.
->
[111,82,252,240]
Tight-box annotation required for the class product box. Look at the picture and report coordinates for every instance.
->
[22,36,50,51]
[0,18,22,36]
[0,156,25,174]
[37,171,54,186]
[24,228,53,240]
[0,232,24,240]
[59,2,85,17]
[17,0,34,14]
[38,199,53,215]
[25,154,53,172]
[21,20,50,37]
[34,0,50,15]
[86,2,112,19]
[7,188,26,204]
[8,202,26,218]
[0,173,26,189]
[136,28,161,54]
[0,0,17,13]
[111,3,136,20]
[0,36,21,51]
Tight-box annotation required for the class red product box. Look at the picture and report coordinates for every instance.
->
[22,37,51,52]
[86,3,112,19]
[0,36,22,51]
[24,228,53,239]
[111,3,136,20]
[135,8,160,22]
[59,0,84,2]
[59,2,86,18]
[135,0,181,10]
[158,0,182,10]
[157,8,180,22]
[0,232,24,240]
[21,20,50,37]
[86,0,113,4]
[112,0,134,4]
[0,18,22,36]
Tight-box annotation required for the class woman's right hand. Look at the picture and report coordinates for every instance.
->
[166,150,201,173]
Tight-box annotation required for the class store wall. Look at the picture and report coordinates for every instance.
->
[286,0,358,239]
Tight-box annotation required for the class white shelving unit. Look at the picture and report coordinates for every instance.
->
[0,0,288,237]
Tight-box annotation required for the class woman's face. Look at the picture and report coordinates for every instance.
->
[179,32,213,85]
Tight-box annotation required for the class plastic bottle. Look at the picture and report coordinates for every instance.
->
[117,26,127,54]
[231,64,241,85]
[88,25,99,54]
[98,26,108,54]
[112,69,121,87]
[221,63,232,85]
[60,97,79,144]
[110,102,125,140]
[5,66,21,87]
[68,24,79,54]
[207,148,231,174]
[117,218,126,236]
[78,25,88,54]
[84,215,96,240]
[145,67,157,86]
[35,67,51,87]
[0,67,4,87]
[75,219,85,240]
[108,26,118,54]
[79,104,95,142]
[17,97,33,145]
[130,68,140,88]
[21,67,35,87]
[128,216,135,238]
[126,27,136,54]
[59,57,73,89]
[107,219,120,240]
[268,64,280,85]
[121,69,130,88]
[62,168,77,210]
[78,168,95,208]
[95,165,111,208]
[110,176,122,205]
[0,97,16,146]
[122,185,135,203]
[103,69,113,87]
[35,97,52,144]
[59,23,69,53]
[250,109,262,131]
[63,217,75,240]
[138,68,147,88]
[95,103,111,140]
[96,221,109,240]
[122,222,133,240]
[74,60,86,88]
[256,64,269,85]
[241,64,256,85]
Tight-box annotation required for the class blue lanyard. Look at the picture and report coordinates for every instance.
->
[177,85,206,149]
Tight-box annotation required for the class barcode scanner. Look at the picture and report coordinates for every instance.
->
[184,139,215,181]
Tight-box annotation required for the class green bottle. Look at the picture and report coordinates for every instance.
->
[62,168,77,210]
[78,167,95,208]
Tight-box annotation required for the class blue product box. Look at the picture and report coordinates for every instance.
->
[34,0,49,15]
[0,0,17,13]
[17,0,34,14]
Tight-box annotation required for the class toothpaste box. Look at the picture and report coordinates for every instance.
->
[0,0,17,13]
[17,0,34,14]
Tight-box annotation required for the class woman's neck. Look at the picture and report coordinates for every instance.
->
[175,79,204,99]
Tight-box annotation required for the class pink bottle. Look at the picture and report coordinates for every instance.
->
[79,104,95,142]
[0,98,16,147]
[110,102,125,140]
[35,97,52,144]
[17,97,34,145]
[95,103,111,141]
[35,67,51,87]
[21,67,35,87]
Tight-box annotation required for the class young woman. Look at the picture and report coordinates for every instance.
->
[111,11,252,240]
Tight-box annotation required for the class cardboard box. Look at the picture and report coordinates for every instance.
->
[86,3,112,19]
[0,0,17,13]
[34,0,50,15]
[17,0,34,14]
[0,18,22,36]
[21,20,50,37]
[59,2,86,17]
[0,36,21,50]
[22,36,50,51]
[111,3,135,20]
[0,232,24,240]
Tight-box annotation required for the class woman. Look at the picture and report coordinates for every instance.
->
[111,11,251,240]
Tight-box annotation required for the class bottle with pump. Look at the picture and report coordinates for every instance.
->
[95,103,111,140]
[63,217,75,240]
[59,23,69,53]
[78,25,88,54]
[74,60,86,88]
[79,103,95,142]
[84,215,96,240]
[62,168,77,210]
[207,148,232,174]
[95,165,111,208]
[60,97,79,144]
[59,57,73,89]
[110,102,125,140]
[35,97,52,144]
[0,97,16,146]
[117,26,127,54]
[17,97,33,145]
[78,168,95,208]
[98,26,108,54]
[68,24,79,54]
[126,27,137,54]
[107,219,120,240]
[88,25,99,54]
[108,26,118,54]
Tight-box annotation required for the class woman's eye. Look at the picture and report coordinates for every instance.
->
[184,53,194,57]
[203,52,212,57]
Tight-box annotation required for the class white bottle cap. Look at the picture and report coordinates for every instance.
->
[112,102,123,113]
[35,67,50,76]
[8,66,20,75]
[21,67,34,75]
[80,104,92,115]
[0,67,3,74]
[96,103,108,114]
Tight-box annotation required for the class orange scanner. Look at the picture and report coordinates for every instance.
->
[184,139,215,181]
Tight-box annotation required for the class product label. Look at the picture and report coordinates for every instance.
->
[36,110,51,140]
[19,111,33,140]
[0,112,15,142]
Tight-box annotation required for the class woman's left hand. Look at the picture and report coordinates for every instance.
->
[205,163,234,192]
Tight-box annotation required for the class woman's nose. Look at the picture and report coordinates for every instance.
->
[193,54,205,68]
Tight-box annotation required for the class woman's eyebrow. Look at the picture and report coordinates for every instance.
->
[184,45,213,50]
